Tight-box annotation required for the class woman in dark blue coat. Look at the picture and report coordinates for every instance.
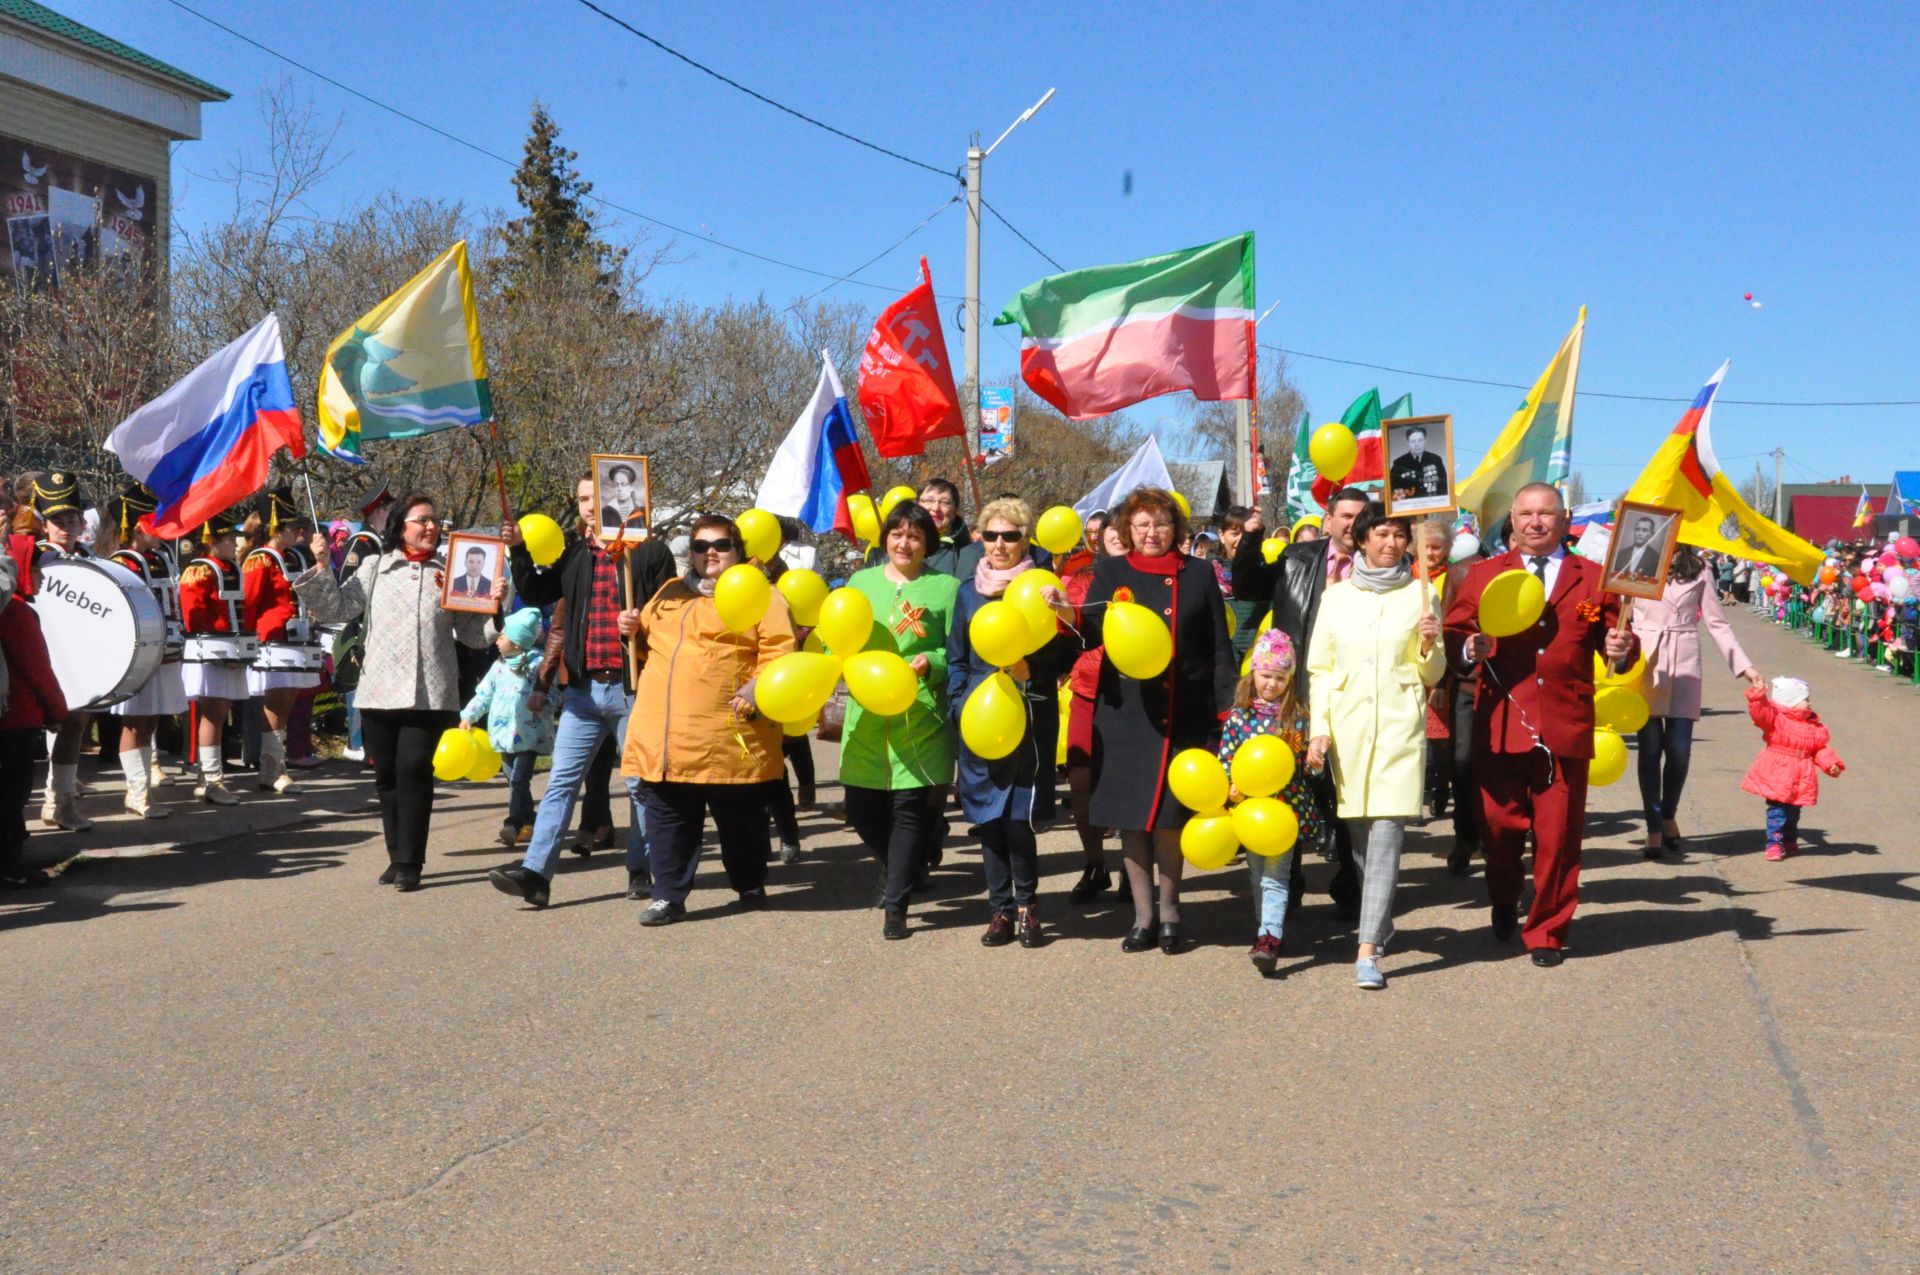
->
[946,497,1079,949]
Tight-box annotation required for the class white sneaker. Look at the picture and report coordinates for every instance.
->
[196,780,240,807]
[271,773,295,795]
[341,747,365,762]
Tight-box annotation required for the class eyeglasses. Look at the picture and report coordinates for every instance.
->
[689,537,736,554]
[403,517,437,527]
[979,529,1025,544]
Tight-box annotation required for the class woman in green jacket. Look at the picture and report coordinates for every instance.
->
[841,500,961,939]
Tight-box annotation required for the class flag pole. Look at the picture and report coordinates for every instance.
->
[956,435,986,518]
[302,472,321,531]
[487,418,511,525]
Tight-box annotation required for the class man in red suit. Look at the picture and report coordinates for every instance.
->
[1444,484,1639,966]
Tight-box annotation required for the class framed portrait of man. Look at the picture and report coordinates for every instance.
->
[1381,414,1456,518]
[441,532,504,614]
[593,454,651,542]
[1602,500,1683,599]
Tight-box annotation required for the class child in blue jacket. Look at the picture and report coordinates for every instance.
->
[460,608,559,847]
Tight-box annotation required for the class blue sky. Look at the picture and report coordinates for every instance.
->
[85,0,1920,499]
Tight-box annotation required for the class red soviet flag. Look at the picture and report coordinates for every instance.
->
[857,258,966,458]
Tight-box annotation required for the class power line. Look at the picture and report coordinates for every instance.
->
[980,197,1064,271]
[1260,342,1920,408]
[786,196,960,312]
[568,0,953,180]
[163,0,963,301]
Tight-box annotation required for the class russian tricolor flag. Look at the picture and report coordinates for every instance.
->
[105,314,305,538]
[754,351,872,537]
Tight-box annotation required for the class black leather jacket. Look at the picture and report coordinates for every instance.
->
[1231,535,1335,698]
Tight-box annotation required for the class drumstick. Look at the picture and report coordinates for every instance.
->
[303,473,320,531]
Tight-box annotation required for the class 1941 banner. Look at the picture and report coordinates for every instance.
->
[1,134,155,290]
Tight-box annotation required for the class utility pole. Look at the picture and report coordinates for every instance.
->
[962,88,1055,468]
[1234,400,1253,505]
[1774,447,1785,525]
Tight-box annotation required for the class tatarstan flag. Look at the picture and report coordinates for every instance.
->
[994,233,1254,419]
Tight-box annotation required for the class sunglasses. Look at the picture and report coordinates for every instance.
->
[979,529,1025,544]
[689,537,736,554]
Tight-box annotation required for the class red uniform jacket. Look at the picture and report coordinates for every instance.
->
[242,548,297,643]
[179,558,240,635]
[1442,550,1638,759]
[0,600,66,730]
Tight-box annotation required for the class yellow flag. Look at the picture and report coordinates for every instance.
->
[1624,360,1823,585]
[1457,308,1584,530]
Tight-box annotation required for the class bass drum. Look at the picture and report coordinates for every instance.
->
[34,557,167,709]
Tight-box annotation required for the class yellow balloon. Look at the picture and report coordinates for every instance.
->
[1231,735,1295,798]
[1478,568,1546,638]
[1056,685,1072,766]
[1231,796,1300,856]
[1168,748,1229,811]
[1181,810,1240,871]
[843,650,919,717]
[1257,609,1273,633]
[802,629,825,654]
[1262,537,1285,564]
[1034,506,1083,555]
[1309,423,1358,481]
[816,587,875,657]
[879,485,918,519]
[736,508,782,562]
[1015,596,1059,654]
[1169,490,1191,518]
[969,600,1030,668]
[466,739,503,783]
[431,728,478,783]
[1005,568,1064,609]
[1594,685,1650,734]
[1223,603,1237,636]
[1240,646,1253,676]
[783,713,815,738]
[775,568,829,627]
[754,651,842,722]
[846,492,881,545]
[517,514,565,567]
[714,562,772,632]
[1595,650,1648,689]
[1590,727,1629,786]
[1104,600,1173,679]
[960,671,1026,760]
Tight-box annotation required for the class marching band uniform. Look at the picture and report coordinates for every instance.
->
[178,514,249,805]
[242,489,320,794]
[105,484,188,818]
[29,472,96,831]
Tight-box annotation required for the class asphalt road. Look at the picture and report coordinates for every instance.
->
[2,608,1914,1272]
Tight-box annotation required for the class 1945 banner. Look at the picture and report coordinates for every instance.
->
[1,134,155,290]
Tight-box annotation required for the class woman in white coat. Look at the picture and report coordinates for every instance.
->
[1306,502,1444,989]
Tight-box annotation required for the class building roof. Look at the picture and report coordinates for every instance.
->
[1786,494,1879,546]
[1885,472,1920,514]
[1778,481,1889,501]
[1168,459,1232,521]
[0,0,228,99]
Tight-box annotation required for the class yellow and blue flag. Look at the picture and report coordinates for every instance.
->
[1456,309,1584,530]
[317,241,491,464]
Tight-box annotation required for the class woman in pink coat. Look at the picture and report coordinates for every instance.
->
[1629,548,1763,857]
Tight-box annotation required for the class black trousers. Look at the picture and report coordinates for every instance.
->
[766,778,800,846]
[1309,767,1359,908]
[0,730,36,872]
[1451,684,1481,849]
[979,817,1039,913]
[783,735,815,795]
[577,735,616,834]
[360,708,457,867]
[846,785,934,912]
[640,780,769,904]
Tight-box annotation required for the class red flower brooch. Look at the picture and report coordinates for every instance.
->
[1112,586,1135,605]
[1575,600,1602,624]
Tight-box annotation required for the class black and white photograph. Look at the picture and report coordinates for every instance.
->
[7,214,56,288]
[1381,413,1455,517]
[440,532,504,614]
[592,453,651,540]
[1601,500,1682,598]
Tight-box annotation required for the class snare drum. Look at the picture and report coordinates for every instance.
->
[252,642,326,672]
[183,633,261,665]
[34,558,166,709]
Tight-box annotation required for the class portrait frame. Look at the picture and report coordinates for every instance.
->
[1380,414,1457,519]
[592,453,652,542]
[440,532,505,614]
[1601,499,1683,599]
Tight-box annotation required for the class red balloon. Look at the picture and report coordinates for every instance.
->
[1743,292,1753,300]
[1897,537,1920,559]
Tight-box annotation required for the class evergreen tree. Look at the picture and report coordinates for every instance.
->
[501,103,624,288]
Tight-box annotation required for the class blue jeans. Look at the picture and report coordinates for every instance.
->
[505,751,537,830]
[521,682,645,879]
[346,692,362,752]
[1636,716,1695,834]
[1765,800,1801,847]
[1247,848,1295,939]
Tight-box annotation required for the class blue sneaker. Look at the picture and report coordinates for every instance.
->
[1355,957,1386,990]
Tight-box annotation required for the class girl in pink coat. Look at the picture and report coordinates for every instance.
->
[1741,676,1844,861]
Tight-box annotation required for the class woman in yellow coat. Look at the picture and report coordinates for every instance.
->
[621,513,796,924]
[1305,502,1445,989]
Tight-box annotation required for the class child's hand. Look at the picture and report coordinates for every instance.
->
[459,719,473,731]
[1825,761,1846,777]
[1227,784,1241,803]
[1307,736,1331,772]
[527,691,546,713]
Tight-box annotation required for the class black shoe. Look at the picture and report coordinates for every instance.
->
[1491,903,1518,941]
[1069,865,1112,904]
[736,887,768,910]
[981,912,1017,946]
[1121,923,1160,953]
[778,840,801,866]
[496,821,518,848]
[1446,844,1476,876]
[626,868,651,899]
[1530,947,1564,968]
[638,899,685,926]
[883,908,909,940]
[1159,921,1185,955]
[392,867,422,892]
[377,864,399,885]
[488,864,550,908]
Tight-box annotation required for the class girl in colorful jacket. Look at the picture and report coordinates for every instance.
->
[1741,676,1844,861]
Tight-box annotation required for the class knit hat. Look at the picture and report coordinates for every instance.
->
[501,607,544,651]
[1769,676,1810,710]
[1249,628,1296,676]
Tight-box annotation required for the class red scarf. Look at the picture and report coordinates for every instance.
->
[1126,550,1183,573]
[403,546,435,563]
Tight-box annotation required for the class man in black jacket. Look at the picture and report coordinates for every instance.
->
[1229,486,1372,916]
[488,474,675,909]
